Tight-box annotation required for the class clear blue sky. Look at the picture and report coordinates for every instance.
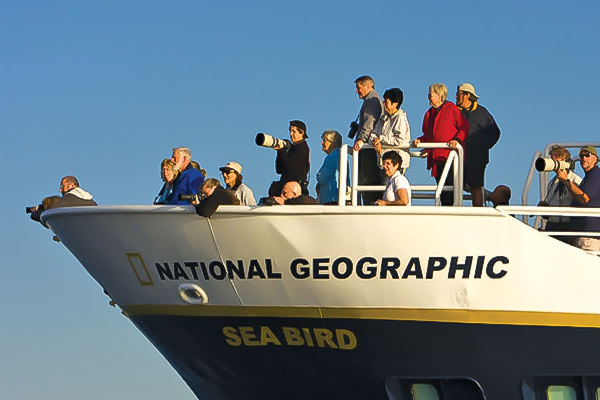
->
[2,1,599,398]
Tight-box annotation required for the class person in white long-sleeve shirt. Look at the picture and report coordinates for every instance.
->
[372,87,411,175]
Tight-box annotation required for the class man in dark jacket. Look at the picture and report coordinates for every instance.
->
[456,83,500,206]
[55,175,98,207]
[268,120,310,196]
[557,146,600,251]
[29,175,97,227]
[195,178,240,217]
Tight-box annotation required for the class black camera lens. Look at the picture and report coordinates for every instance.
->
[178,194,196,202]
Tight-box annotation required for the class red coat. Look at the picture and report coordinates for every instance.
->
[418,101,469,177]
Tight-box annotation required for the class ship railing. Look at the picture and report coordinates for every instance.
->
[338,142,464,206]
[496,205,600,255]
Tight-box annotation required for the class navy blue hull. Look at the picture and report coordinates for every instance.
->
[130,314,600,400]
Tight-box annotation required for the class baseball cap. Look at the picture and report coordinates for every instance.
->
[579,145,597,157]
[457,83,479,99]
[219,161,242,174]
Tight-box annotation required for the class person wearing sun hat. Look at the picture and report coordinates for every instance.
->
[219,161,256,206]
[455,83,501,207]
[557,145,600,250]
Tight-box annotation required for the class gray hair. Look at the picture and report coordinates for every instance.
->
[172,147,192,159]
[429,83,448,103]
[321,130,342,149]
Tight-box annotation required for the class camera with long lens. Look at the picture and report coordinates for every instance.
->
[347,121,359,139]
[255,133,291,150]
[535,157,572,172]
[178,194,197,202]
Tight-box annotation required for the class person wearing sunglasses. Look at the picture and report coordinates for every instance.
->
[219,161,256,206]
[557,145,600,250]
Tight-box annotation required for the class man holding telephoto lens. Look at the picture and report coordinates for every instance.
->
[538,146,582,235]
[556,145,600,251]
[267,120,310,197]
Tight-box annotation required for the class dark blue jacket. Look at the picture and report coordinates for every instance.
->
[459,103,500,165]
[169,164,205,205]
[571,165,600,233]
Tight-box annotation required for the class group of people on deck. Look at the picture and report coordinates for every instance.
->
[152,75,505,212]
[27,74,600,252]
[352,76,501,207]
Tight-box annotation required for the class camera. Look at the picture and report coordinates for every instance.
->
[178,194,197,202]
[25,205,41,214]
[255,133,291,150]
[347,121,359,139]
[535,157,572,172]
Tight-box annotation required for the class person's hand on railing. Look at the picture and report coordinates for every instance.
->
[448,139,459,148]
[411,139,429,158]
[353,139,364,152]
[373,137,382,154]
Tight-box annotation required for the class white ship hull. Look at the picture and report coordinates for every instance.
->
[43,205,600,399]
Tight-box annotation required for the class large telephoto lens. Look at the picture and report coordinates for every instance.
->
[255,133,268,147]
[535,157,570,172]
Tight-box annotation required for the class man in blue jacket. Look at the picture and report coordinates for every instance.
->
[169,147,205,205]
[557,145,600,251]
[456,83,500,207]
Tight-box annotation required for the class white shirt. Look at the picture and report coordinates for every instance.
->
[383,171,411,205]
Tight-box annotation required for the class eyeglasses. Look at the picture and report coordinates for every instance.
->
[221,170,235,175]
[580,153,593,158]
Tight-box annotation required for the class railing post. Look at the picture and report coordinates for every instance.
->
[338,145,348,206]
[435,151,455,206]
[454,144,463,206]
[351,147,359,206]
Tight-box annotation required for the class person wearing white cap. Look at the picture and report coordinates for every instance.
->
[219,161,256,206]
[456,83,501,207]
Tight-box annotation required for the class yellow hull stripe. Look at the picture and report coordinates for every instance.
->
[123,305,600,329]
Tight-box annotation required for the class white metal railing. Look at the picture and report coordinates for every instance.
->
[337,142,464,206]
[496,205,600,255]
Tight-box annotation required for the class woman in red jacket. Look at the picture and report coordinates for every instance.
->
[413,83,469,205]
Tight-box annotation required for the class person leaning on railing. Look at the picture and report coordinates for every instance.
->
[413,83,468,206]
[194,178,240,217]
[556,146,600,251]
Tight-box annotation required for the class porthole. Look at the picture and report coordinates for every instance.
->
[178,283,208,304]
